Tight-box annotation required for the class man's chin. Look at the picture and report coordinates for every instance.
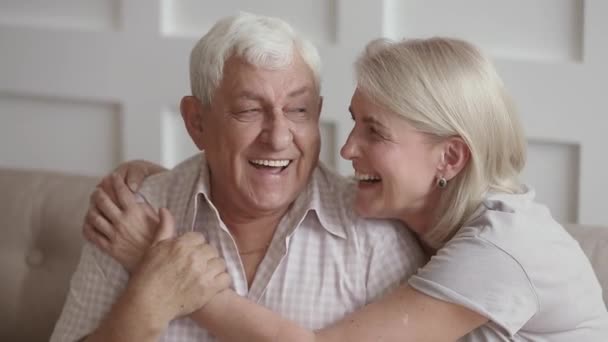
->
[248,192,297,213]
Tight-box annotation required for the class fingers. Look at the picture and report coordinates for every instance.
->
[111,173,138,210]
[206,257,227,278]
[85,206,115,241]
[125,163,147,192]
[199,243,219,260]
[141,203,160,222]
[96,175,118,205]
[83,222,111,252]
[92,188,122,224]
[154,208,177,244]
[211,272,232,292]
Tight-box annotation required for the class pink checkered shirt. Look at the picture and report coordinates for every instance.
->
[51,154,425,341]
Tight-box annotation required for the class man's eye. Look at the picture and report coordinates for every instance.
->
[237,108,261,114]
[285,107,310,122]
[286,107,307,113]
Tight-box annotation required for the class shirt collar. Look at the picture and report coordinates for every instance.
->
[189,155,347,239]
[284,163,348,239]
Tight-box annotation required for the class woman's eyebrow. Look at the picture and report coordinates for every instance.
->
[348,106,387,129]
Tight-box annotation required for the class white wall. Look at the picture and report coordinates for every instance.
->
[1,0,606,226]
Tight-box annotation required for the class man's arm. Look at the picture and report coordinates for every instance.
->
[50,242,132,341]
[52,209,230,342]
[50,241,168,342]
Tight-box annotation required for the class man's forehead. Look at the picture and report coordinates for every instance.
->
[223,54,315,80]
[234,86,313,100]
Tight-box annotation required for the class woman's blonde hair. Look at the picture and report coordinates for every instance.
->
[355,37,526,248]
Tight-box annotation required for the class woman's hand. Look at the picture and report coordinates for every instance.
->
[84,173,161,272]
[99,159,167,195]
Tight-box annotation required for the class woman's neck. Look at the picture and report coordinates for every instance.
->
[398,192,441,254]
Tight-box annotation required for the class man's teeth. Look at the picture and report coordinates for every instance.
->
[355,172,381,181]
[250,159,290,167]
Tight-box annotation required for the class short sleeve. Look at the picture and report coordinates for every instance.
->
[50,242,129,342]
[408,235,538,335]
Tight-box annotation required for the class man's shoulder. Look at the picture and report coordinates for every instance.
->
[138,154,202,207]
[312,162,357,208]
[312,163,412,239]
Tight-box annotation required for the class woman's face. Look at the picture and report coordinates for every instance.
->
[340,88,444,222]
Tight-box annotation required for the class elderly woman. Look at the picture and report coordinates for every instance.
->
[85,37,608,340]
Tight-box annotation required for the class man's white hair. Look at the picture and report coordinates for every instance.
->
[190,12,322,106]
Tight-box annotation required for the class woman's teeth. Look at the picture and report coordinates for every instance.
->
[355,172,381,182]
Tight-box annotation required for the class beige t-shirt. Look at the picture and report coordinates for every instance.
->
[409,187,608,341]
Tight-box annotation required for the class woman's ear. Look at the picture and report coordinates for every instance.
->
[438,137,470,181]
[180,96,206,150]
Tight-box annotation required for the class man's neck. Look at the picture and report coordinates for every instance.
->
[208,184,289,250]
[212,200,289,287]
[220,210,285,252]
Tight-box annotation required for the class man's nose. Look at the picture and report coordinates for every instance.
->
[261,111,293,150]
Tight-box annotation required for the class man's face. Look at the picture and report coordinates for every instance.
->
[190,54,322,217]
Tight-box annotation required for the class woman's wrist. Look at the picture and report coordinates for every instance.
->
[190,288,236,324]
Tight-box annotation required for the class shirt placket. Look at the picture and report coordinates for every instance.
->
[192,194,250,296]
[247,207,313,302]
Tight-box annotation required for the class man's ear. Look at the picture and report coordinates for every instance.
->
[180,96,206,150]
[437,137,470,181]
[317,96,324,118]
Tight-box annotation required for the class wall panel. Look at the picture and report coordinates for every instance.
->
[0,94,120,175]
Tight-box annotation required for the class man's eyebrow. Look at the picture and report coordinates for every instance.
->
[348,106,388,129]
[287,86,311,97]
[236,87,310,100]
[236,91,263,101]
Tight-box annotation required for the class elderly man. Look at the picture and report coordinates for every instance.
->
[51,12,424,342]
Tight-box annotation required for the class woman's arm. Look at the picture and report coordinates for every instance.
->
[193,283,487,342]
[86,170,488,341]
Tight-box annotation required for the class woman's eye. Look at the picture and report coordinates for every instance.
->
[368,127,386,140]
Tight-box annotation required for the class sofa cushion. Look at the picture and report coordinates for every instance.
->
[0,169,97,341]
[564,223,608,307]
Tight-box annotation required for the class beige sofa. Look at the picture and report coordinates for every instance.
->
[1,168,607,341]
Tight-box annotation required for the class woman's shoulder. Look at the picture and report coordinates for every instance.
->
[454,185,594,293]
[461,186,567,243]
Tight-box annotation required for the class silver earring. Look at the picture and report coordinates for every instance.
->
[437,176,447,188]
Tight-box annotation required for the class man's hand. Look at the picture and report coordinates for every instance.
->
[84,174,159,272]
[84,209,232,342]
[126,209,232,324]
